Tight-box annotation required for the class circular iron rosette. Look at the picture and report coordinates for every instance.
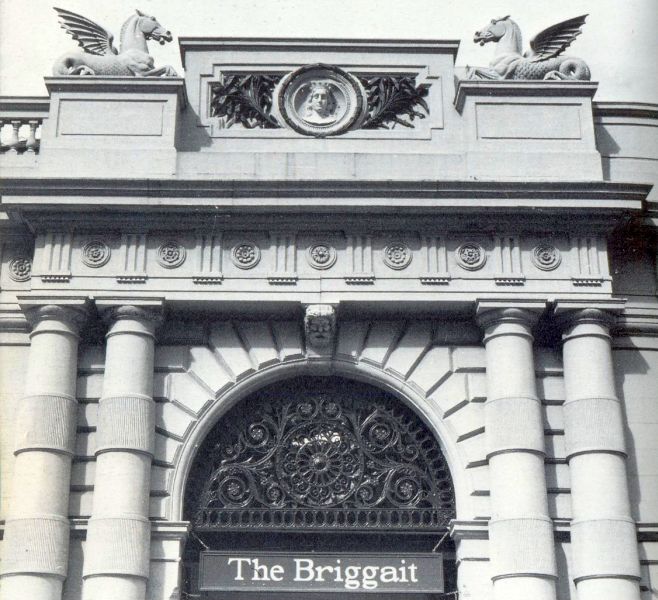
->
[276,64,367,137]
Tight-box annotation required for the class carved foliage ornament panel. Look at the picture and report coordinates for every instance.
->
[191,378,455,531]
[210,64,430,136]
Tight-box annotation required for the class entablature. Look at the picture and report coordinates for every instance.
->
[0,217,629,308]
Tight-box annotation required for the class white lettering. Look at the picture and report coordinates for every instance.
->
[251,558,270,581]
[380,566,399,583]
[294,558,315,582]
[227,557,251,581]
[225,555,427,591]
[270,564,284,581]
[315,565,334,582]
[344,565,361,590]
[361,566,379,590]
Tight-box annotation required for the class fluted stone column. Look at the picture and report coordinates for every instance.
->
[477,304,557,600]
[557,307,641,600]
[82,303,162,600]
[1,302,87,600]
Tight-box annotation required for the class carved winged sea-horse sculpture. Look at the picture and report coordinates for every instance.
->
[468,15,591,80]
[52,7,178,77]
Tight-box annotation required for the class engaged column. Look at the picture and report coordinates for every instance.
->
[0,302,87,600]
[83,303,162,600]
[557,307,641,600]
[477,304,558,600]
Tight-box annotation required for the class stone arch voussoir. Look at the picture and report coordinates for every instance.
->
[161,320,487,522]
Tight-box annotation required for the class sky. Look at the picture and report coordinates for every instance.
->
[1,0,657,102]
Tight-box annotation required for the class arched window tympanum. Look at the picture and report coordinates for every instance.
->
[185,377,456,533]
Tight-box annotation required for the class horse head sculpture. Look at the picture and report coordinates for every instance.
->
[52,7,178,77]
[468,15,591,81]
[128,9,173,47]
[474,16,517,48]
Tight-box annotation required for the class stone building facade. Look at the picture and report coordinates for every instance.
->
[0,27,657,600]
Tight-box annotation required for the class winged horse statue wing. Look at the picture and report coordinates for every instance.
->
[54,7,118,56]
[528,14,588,62]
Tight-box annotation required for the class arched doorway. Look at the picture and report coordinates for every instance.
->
[181,376,458,598]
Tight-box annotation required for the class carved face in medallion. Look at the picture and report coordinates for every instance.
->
[277,64,367,137]
[303,83,338,124]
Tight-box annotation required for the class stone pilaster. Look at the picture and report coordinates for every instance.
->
[557,307,641,600]
[1,301,87,600]
[82,302,162,600]
[476,303,557,600]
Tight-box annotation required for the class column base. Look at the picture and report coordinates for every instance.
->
[0,573,63,600]
[82,575,146,600]
[493,575,557,600]
[575,576,641,600]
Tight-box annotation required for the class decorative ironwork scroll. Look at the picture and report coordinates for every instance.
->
[359,76,429,129]
[210,74,282,129]
[190,378,455,531]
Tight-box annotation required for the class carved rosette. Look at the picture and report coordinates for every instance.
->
[456,242,486,270]
[157,241,186,269]
[277,64,367,137]
[304,304,337,349]
[82,240,111,268]
[383,242,412,270]
[8,257,32,282]
[231,242,261,269]
[307,243,337,270]
[532,243,561,271]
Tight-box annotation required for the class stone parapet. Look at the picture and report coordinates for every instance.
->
[35,77,185,177]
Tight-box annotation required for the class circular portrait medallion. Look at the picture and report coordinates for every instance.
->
[277,64,367,137]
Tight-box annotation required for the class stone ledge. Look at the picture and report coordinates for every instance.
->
[454,79,599,114]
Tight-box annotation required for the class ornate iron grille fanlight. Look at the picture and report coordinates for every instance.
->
[189,377,455,531]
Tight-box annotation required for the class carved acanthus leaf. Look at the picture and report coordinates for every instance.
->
[210,74,282,129]
[360,77,429,129]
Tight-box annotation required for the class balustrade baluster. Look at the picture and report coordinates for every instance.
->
[9,119,21,152]
[26,119,40,153]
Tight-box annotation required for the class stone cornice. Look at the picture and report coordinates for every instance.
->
[454,80,599,114]
[2,178,647,201]
[179,37,461,63]
[1,180,648,226]
[0,97,50,120]
[44,76,186,105]
[593,102,658,120]
[614,306,658,338]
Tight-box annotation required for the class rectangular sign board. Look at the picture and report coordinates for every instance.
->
[199,551,443,593]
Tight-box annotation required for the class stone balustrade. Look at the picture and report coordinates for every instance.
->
[0,97,49,155]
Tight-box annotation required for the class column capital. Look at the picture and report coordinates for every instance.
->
[553,301,624,338]
[476,300,547,332]
[17,296,89,335]
[95,298,164,325]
